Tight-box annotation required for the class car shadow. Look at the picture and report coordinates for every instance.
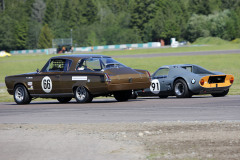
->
[6,98,144,105]
[136,95,213,100]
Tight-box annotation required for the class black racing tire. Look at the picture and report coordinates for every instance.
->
[159,95,168,98]
[57,97,72,103]
[129,90,138,99]
[211,89,229,97]
[74,86,93,103]
[14,84,32,104]
[174,79,192,98]
[114,90,132,102]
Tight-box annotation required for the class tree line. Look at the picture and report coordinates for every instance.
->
[0,0,240,51]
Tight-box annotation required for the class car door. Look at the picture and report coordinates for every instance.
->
[150,67,170,94]
[33,59,65,95]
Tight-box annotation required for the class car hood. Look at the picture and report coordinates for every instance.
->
[6,72,37,78]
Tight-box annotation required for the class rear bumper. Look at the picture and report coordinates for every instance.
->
[107,82,151,92]
[198,86,230,94]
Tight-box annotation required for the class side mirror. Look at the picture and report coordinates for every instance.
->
[36,69,40,73]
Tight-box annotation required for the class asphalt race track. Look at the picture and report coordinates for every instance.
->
[0,95,240,124]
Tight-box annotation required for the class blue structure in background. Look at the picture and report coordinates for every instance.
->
[10,42,161,55]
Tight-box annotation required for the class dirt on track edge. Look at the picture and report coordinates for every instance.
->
[0,121,240,160]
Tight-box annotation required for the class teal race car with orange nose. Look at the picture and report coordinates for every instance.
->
[135,64,234,98]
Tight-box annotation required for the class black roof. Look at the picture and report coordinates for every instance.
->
[52,54,111,59]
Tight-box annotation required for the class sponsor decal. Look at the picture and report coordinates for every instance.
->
[72,76,88,81]
[41,76,52,93]
[27,82,33,90]
[26,77,33,79]
[150,79,160,94]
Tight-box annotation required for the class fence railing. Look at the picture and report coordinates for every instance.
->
[10,42,161,54]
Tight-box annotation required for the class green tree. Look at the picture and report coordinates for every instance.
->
[43,0,55,25]
[130,0,157,40]
[87,30,99,46]
[81,0,98,25]
[189,0,211,15]
[15,20,28,50]
[223,9,240,40]
[186,14,210,42]
[31,0,46,23]
[38,24,54,49]
[144,0,187,43]
[0,14,15,51]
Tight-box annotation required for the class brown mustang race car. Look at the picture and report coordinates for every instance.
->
[5,54,151,104]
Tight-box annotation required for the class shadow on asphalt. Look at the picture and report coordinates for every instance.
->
[5,98,145,105]
[137,95,213,100]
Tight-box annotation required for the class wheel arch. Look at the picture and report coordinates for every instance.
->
[173,77,193,91]
[173,77,188,86]
[14,82,29,92]
[72,85,91,95]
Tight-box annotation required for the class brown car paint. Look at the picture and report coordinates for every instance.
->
[5,54,151,103]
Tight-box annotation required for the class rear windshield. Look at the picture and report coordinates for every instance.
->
[76,58,126,71]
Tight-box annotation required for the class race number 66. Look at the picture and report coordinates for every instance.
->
[41,76,52,93]
[150,79,160,94]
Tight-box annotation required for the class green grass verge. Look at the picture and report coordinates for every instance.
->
[0,45,240,102]
[101,43,240,56]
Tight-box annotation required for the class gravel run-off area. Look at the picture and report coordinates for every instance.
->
[0,121,240,160]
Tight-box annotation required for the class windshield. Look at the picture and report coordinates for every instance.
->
[76,57,126,71]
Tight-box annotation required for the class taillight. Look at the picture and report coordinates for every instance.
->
[200,79,204,86]
[230,77,234,84]
[147,71,151,80]
[105,73,111,83]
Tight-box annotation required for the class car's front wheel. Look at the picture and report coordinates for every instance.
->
[114,90,132,102]
[174,79,192,98]
[57,97,72,103]
[74,86,93,103]
[211,89,229,97]
[14,84,32,104]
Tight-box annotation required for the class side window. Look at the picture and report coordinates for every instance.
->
[153,68,169,78]
[182,66,192,72]
[76,58,102,71]
[48,59,66,71]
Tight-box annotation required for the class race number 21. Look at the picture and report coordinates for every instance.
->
[41,76,52,93]
[150,79,160,94]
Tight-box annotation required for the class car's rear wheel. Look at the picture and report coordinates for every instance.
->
[114,90,132,102]
[75,86,93,103]
[14,84,32,104]
[211,89,229,97]
[57,97,72,103]
[174,79,192,98]
[129,90,138,99]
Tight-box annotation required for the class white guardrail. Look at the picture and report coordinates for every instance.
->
[10,42,161,54]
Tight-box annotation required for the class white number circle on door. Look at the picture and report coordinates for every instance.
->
[41,76,52,93]
[150,79,160,94]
